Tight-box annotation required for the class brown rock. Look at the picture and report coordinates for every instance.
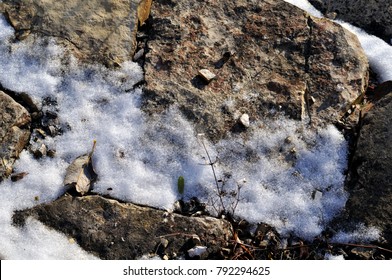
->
[0,0,152,66]
[344,91,392,247]
[0,91,31,181]
[309,0,392,42]
[13,195,233,259]
[143,0,368,142]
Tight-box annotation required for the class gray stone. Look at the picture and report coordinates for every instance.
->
[344,91,392,247]
[0,91,31,181]
[13,195,233,259]
[0,0,152,66]
[143,0,368,142]
[309,0,392,42]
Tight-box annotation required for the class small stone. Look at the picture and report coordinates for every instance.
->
[198,69,216,83]
[309,96,316,105]
[259,240,269,247]
[48,125,57,136]
[160,238,169,248]
[191,234,201,246]
[11,172,29,182]
[326,12,337,20]
[47,150,56,158]
[37,144,47,157]
[312,190,323,200]
[35,129,47,138]
[133,49,144,61]
[239,113,250,128]
[284,136,292,144]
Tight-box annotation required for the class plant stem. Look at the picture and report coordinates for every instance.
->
[200,137,226,214]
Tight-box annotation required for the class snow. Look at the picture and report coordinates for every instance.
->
[331,224,381,244]
[324,253,345,260]
[284,0,323,17]
[0,0,388,258]
[187,246,208,257]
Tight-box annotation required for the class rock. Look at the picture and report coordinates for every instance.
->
[0,0,152,66]
[0,91,31,181]
[239,113,250,128]
[198,69,216,83]
[308,0,392,42]
[344,92,392,246]
[13,195,233,259]
[143,0,368,142]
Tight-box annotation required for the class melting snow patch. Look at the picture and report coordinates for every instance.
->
[324,253,345,260]
[188,246,208,258]
[331,224,381,244]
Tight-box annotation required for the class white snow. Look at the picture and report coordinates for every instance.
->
[0,0,389,258]
[324,253,345,260]
[331,224,381,244]
[284,0,323,17]
[187,246,208,258]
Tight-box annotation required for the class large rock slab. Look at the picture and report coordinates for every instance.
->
[0,0,152,66]
[344,91,392,246]
[143,0,368,142]
[309,0,392,42]
[13,195,233,259]
[0,91,31,181]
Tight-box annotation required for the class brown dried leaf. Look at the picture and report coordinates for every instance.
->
[137,0,152,25]
[64,141,97,195]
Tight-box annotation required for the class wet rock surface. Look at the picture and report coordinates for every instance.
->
[309,0,392,43]
[344,91,392,246]
[13,195,233,259]
[0,91,31,181]
[0,0,152,66]
[143,0,368,142]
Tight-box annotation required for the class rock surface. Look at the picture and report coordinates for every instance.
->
[13,195,233,259]
[309,0,392,42]
[0,91,31,181]
[143,0,368,142]
[344,91,392,246]
[0,0,152,66]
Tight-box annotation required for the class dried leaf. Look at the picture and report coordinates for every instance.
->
[64,141,97,195]
[137,0,152,25]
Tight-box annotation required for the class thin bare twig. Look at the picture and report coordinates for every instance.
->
[199,135,226,214]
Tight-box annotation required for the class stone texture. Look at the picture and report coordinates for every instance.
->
[13,195,233,259]
[0,0,152,66]
[143,0,368,142]
[0,91,31,181]
[309,0,392,42]
[345,91,392,246]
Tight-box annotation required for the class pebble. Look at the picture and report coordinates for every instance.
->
[198,69,216,83]
[239,113,250,127]
[160,238,169,248]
